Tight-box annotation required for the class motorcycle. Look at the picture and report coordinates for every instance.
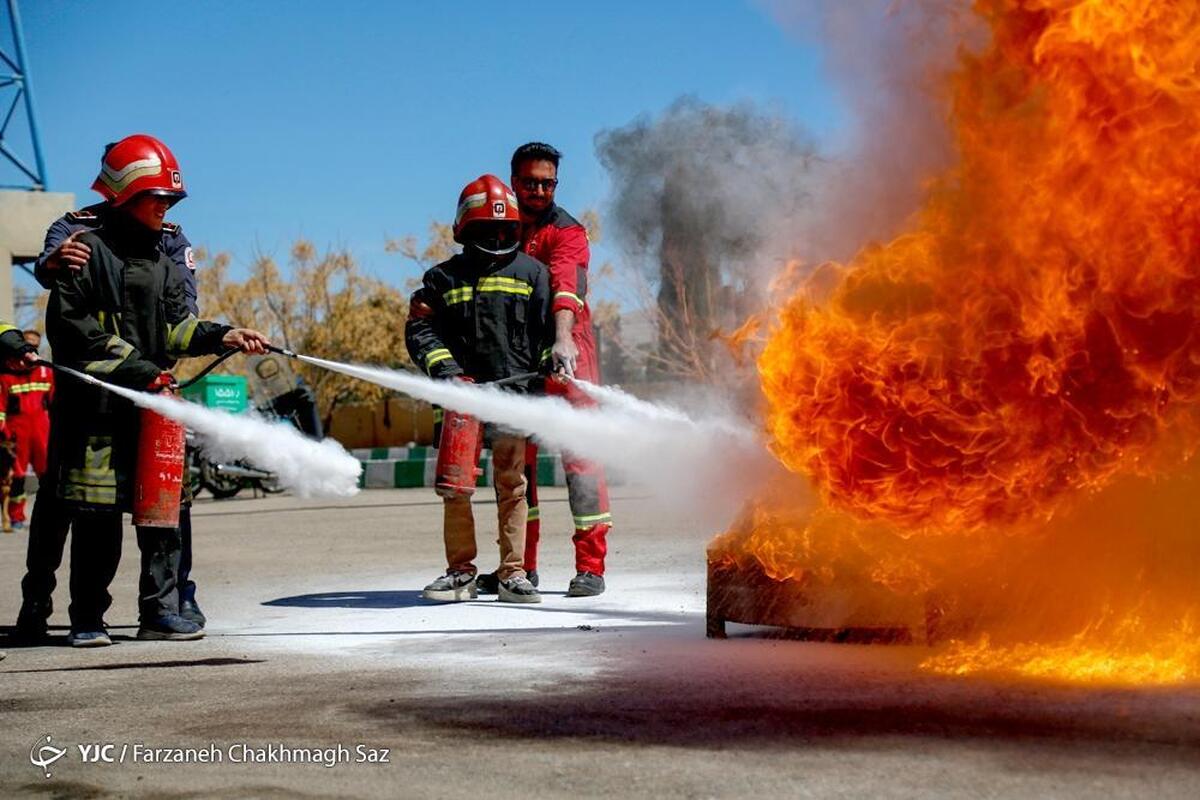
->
[186,386,322,500]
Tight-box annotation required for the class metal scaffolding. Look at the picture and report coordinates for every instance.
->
[0,0,48,190]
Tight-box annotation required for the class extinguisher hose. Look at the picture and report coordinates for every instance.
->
[37,359,106,389]
[39,352,239,394]
[178,348,241,389]
[40,344,297,395]
[177,343,299,389]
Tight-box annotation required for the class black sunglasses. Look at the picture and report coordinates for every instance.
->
[517,177,558,191]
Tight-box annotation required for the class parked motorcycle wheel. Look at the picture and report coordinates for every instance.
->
[201,460,243,499]
[258,474,286,494]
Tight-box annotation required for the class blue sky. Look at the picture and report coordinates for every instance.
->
[11,1,846,294]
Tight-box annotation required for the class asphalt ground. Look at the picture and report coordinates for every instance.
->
[0,487,1197,799]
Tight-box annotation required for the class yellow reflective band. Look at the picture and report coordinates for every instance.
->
[573,512,612,529]
[425,348,453,370]
[555,291,584,308]
[0,323,16,335]
[8,382,52,393]
[84,336,135,375]
[166,315,200,354]
[526,506,540,521]
[0,412,6,423]
[539,348,552,363]
[477,276,532,297]
[443,287,474,305]
[433,408,444,422]
[478,276,529,289]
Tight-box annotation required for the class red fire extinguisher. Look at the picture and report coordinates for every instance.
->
[132,393,187,528]
[435,409,484,498]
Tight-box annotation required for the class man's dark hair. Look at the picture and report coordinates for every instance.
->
[511,142,562,175]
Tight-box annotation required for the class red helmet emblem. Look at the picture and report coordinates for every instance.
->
[453,174,520,243]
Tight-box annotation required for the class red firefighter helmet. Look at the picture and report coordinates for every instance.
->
[92,134,187,207]
[453,174,520,244]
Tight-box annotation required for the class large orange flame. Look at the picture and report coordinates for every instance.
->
[732,0,1200,683]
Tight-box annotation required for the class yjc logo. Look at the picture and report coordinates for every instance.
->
[30,734,67,779]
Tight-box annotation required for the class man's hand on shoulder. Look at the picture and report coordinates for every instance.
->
[46,230,91,274]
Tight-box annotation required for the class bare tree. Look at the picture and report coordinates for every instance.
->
[183,241,411,418]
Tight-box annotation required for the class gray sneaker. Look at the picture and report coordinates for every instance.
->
[567,572,605,597]
[423,571,478,602]
[69,630,113,648]
[498,575,542,604]
[137,614,205,641]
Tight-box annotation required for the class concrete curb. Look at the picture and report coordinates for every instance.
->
[357,452,567,489]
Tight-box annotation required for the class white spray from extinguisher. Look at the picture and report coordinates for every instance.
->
[50,365,362,498]
[297,356,776,527]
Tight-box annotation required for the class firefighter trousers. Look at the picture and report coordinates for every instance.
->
[7,412,50,524]
[523,338,612,575]
[19,480,74,618]
[442,435,528,580]
[20,483,197,622]
[66,511,184,630]
[65,511,124,632]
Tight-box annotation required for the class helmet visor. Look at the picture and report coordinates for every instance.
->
[463,221,520,256]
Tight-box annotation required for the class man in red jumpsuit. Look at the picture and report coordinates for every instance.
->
[477,142,612,597]
[0,330,53,530]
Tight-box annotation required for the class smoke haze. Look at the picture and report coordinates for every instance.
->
[298,357,780,529]
[60,369,362,499]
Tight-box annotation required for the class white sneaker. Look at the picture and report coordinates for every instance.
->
[498,575,542,604]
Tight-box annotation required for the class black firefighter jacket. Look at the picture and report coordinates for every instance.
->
[45,216,231,509]
[405,250,553,391]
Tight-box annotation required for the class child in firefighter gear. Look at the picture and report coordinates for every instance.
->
[37,147,269,647]
[406,174,553,605]
[0,331,53,530]
[477,143,612,597]
[17,135,208,643]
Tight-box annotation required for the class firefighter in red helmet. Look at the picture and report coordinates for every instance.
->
[34,135,269,647]
[406,175,553,604]
[17,134,212,645]
[476,143,613,597]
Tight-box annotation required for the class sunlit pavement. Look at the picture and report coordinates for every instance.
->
[1,488,1197,798]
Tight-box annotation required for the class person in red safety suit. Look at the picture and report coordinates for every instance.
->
[0,330,53,529]
[476,142,612,598]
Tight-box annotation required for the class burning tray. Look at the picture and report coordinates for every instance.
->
[706,555,939,644]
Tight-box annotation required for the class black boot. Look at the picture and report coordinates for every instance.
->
[178,581,206,628]
[567,572,605,597]
[14,601,51,643]
[477,569,537,594]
